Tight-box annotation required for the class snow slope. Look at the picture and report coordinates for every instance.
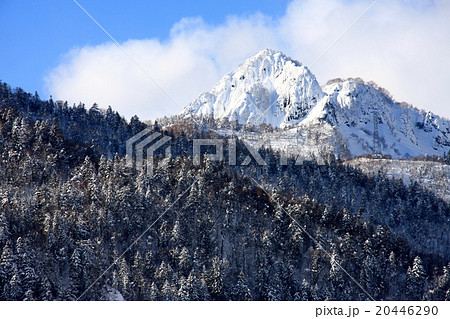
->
[345,158,450,203]
[181,49,324,127]
[310,79,450,158]
[181,49,450,159]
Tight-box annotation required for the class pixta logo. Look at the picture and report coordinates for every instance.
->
[126,128,172,176]
[127,128,310,175]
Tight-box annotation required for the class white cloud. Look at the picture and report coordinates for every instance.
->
[45,0,450,120]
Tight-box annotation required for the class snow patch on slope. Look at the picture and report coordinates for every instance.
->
[104,286,125,301]
[345,158,450,203]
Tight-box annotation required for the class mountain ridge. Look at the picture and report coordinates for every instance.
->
[181,49,450,159]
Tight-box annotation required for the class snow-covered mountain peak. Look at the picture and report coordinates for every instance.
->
[181,49,324,127]
[236,48,303,72]
[180,50,450,158]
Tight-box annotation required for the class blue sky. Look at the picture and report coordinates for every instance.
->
[1,0,449,120]
[0,0,288,96]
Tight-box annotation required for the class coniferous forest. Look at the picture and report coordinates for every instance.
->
[0,81,449,300]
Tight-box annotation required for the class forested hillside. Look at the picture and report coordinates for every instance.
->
[0,82,449,300]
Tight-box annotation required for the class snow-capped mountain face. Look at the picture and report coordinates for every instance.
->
[181,49,450,158]
[181,49,325,127]
[304,79,450,158]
